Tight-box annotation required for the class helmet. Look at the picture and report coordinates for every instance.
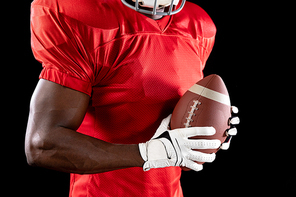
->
[121,0,186,16]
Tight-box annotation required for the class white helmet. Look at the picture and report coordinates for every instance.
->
[121,0,186,16]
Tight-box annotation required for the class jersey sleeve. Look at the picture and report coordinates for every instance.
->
[183,2,217,67]
[30,4,94,96]
[195,5,216,67]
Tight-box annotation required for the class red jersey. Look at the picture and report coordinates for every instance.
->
[30,0,216,196]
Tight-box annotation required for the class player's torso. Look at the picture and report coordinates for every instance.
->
[32,1,216,196]
[87,34,204,143]
[39,0,215,143]
[57,0,214,143]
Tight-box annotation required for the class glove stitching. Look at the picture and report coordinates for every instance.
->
[173,138,183,166]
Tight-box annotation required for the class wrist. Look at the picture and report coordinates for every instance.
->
[111,144,145,168]
[128,144,145,167]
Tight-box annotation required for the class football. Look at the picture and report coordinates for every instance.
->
[170,74,231,164]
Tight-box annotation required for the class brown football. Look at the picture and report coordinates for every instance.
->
[170,74,231,164]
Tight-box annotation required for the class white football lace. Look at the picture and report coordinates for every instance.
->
[184,100,201,128]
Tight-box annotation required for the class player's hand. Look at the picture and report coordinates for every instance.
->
[220,106,240,150]
[138,115,221,172]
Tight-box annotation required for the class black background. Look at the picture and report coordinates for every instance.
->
[5,0,294,196]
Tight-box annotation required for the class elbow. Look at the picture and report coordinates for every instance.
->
[25,144,41,167]
[25,149,38,167]
[25,131,54,167]
[25,146,40,167]
[25,139,44,167]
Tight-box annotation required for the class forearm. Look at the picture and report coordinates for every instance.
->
[25,80,144,174]
[26,126,144,174]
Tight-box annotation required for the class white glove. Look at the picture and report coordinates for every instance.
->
[139,115,221,172]
[220,106,240,150]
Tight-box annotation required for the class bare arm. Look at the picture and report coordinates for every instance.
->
[25,79,144,174]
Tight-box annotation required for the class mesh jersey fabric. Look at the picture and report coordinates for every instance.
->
[30,0,216,196]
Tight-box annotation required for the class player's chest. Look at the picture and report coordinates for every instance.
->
[91,35,204,106]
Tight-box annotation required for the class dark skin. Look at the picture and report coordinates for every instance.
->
[25,79,144,174]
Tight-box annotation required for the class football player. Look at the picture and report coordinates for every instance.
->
[25,0,239,196]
